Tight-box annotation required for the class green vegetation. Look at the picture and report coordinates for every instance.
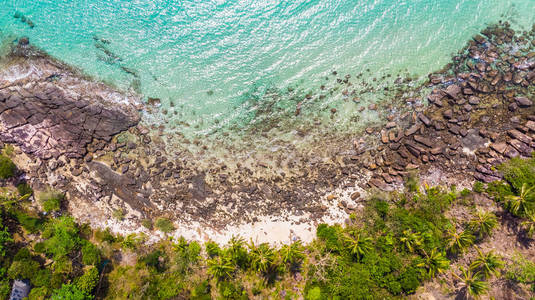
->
[113,208,125,221]
[506,253,535,289]
[0,155,534,299]
[469,210,498,238]
[155,217,175,233]
[39,189,64,212]
[472,181,484,193]
[470,248,504,278]
[0,155,15,179]
[16,182,33,197]
[453,267,488,299]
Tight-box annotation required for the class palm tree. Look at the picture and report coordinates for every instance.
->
[505,183,534,216]
[446,227,475,254]
[469,247,504,278]
[453,267,488,299]
[226,235,249,268]
[399,230,423,253]
[343,230,372,262]
[418,249,450,278]
[279,241,305,270]
[207,256,235,281]
[249,242,276,273]
[521,209,535,238]
[468,210,498,238]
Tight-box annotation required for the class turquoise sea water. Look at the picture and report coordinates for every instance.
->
[1,0,534,141]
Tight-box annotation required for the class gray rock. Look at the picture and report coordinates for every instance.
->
[515,97,533,107]
[468,96,481,105]
[445,84,461,100]
[0,49,140,159]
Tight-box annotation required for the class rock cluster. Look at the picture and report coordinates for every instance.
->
[3,22,535,234]
[365,22,535,190]
[0,43,140,159]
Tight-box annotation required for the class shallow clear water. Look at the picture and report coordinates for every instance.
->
[1,0,534,139]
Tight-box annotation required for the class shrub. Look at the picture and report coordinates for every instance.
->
[460,188,471,197]
[316,224,342,252]
[51,284,92,300]
[506,253,535,284]
[486,180,513,203]
[190,280,211,300]
[39,190,64,213]
[0,226,12,257]
[16,210,44,233]
[81,242,101,266]
[306,286,322,300]
[399,267,421,293]
[33,269,52,287]
[141,250,166,272]
[374,200,389,219]
[217,281,247,300]
[94,228,116,243]
[205,241,220,258]
[0,155,16,179]
[75,266,99,294]
[121,233,143,250]
[28,286,49,300]
[499,156,535,192]
[113,208,125,221]
[53,256,73,274]
[8,258,40,281]
[155,217,175,233]
[473,181,484,193]
[0,280,9,300]
[17,182,33,197]
[42,216,81,259]
[141,219,153,229]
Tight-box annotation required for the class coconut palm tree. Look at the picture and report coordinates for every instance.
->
[343,230,372,262]
[279,240,305,270]
[207,256,235,281]
[469,247,504,278]
[399,230,423,253]
[468,210,498,238]
[521,209,535,238]
[249,242,276,273]
[446,227,475,254]
[453,267,488,299]
[226,235,249,268]
[505,183,534,216]
[418,249,449,278]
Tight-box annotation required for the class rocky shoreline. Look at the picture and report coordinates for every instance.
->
[1,22,534,243]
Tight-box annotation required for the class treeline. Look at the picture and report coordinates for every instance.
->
[0,151,534,299]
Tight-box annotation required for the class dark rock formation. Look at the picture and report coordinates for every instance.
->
[0,44,140,159]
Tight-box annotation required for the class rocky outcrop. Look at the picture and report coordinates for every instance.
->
[0,42,140,159]
[363,22,535,190]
